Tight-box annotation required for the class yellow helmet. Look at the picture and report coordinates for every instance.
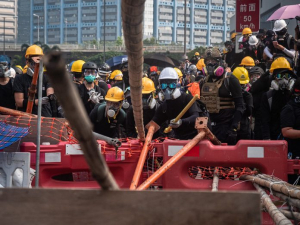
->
[231,33,237,40]
[71,60,85,73]
[196,58,205,71]
[25,45,44,59]
[174,67,183,78]
[232,67,250,84]
[194,52,200,56]
[242,28,252,35]
[110,70,123,81]
[43,67,47,72]
[23,65,28,74]
[105,87,124,102]
[240,56,255,67]
[269,57,292,73]
[142,77,156,94]
[15,65,23,71]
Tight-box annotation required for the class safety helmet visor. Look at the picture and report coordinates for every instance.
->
[84,69,98,76]
[160,79,177,90]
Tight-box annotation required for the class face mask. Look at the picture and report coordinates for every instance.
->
[122,100,130,109]
[241,83,251,92]
[142,94,156,109]
[159,87,181,101]
[85,74,96,83]
[0,65,8,78]
[27,67,34,77]
[206,64,224,77]
[271,78,290,90]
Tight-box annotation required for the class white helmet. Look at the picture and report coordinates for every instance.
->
[159,67,178,80]
[273,19,287,32]
[249,35,259,46]
[238,36,243,43]
[9,68,15,78]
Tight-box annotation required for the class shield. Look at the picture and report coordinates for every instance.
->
[144,53,176,67]
[106,55,128,70]
[267,4,300,21]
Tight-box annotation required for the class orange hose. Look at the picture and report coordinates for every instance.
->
[26,63,40,114]
[130,125,155,190]
[0,106,37,117]
[137,131,206,190]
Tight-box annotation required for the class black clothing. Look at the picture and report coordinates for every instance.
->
[208,75,244,130]
[89,103,126,138]
[13,73,52,117]
[261,89,290,140]
[250,73,272,139]
[280,100,300,158]
[112,81,125,90]
[126,104,160,139]
[152,93,198,139]
[237,91,253,140]
[256,42,266,71]
[225,51,236,69]
[97,80,108,94]
[78,84,105,115]
[0,79,15,109]
[268,33,295,61]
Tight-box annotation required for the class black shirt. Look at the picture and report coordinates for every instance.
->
[97,80,108,94]
[13,73,52,117]
[78,84,105,116]
[281,100,300,157]
[152,93,198,139]
[0,79,15,109]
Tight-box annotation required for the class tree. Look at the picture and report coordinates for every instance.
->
[116,36,123,46]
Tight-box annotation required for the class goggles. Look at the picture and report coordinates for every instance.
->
[107,101,122,109]
[84,69,98,76]
[275,73,291,79]
[0,61,8,67]
[160,82,177,90]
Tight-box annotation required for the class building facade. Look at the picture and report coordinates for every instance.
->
[0,0,18,47]
[25,0,235,47]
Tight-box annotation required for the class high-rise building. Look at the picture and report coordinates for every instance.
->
[0,0,18,47]
[24,0,235,47]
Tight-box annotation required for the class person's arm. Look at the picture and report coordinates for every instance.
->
[282,127,300,139]
[281,104,298,139]
[264,46,273,59]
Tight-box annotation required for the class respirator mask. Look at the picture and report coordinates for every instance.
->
[142,94,156,110]
[0,62,10,78]
[84,69,97,83]
[276,28,287,42]
[271,72,294,91]
[158,80,181,101]
[106,101,122,119]
[27,56,41,77]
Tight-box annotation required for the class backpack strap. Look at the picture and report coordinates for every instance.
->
[266,90,273,110]
[287,34,292,50]
[96,103,106,123]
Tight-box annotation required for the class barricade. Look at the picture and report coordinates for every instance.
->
[159,139,288,190]
[20,139,142,188]
[0,152,31,187]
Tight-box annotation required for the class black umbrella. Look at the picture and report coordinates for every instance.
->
[144,53,175,67]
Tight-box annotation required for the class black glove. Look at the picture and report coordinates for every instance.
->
[226,129,237,145]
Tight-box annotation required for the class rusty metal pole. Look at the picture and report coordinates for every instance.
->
[137,131,206,190]
[212,167,219,192]
[130,124,155,190]
[0,107,37,117]
[44,52,119,190]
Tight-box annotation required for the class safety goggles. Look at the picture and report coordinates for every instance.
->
[84,69,98,76]
[275,73,291,79]
[0,61,8,67]
[107,101,122,109]
[160,82,177,90]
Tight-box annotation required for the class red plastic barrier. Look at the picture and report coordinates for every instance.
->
[159,139,288,190]
[21,140,142,189]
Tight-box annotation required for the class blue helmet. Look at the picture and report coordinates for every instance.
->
[0,55,11,78]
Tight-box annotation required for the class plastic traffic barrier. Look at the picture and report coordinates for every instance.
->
[20,140,142,189]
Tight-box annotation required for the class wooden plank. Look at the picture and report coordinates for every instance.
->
[0,189,261,225]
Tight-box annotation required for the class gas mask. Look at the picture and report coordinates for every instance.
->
[106,101,122,119]
[27,57,41,77]
[250,74,261,84]
[276,28,287,41]
[271,78,294,91]
[241,83,251,92]
[206,63,224,77]
[142,94,156,110]
[159,80,181,101]
[0,62,10,78]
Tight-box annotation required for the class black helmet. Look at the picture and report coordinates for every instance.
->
[249,66,264,76]
[82,61,97,71]
[99,62,111,73]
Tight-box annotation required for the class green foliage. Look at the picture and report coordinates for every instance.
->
[116,36,123,46]
[187,46,206,59]
[70,51,124,65]
[12,54,23,66]
[143,37,156,46]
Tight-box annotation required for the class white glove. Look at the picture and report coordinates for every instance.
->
[89,90,103,104]
[169,119,182,129]
[41,96,49,105]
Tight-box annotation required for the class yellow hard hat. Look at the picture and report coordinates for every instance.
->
[174,67,183,78]
[43,67,47,72]
[231,33,237,40]
[240,56,255,67]
[15,65,23,71]
[196,58,205,71]
[194,52,200,56]
[232,67,250,84]
[105,87,124,102]
[142,77,156,94]
[269,57,292,73]
[25,45,44,59]
[110,70,123,81]
[71,60,85,73]
[23,65,28,74]
[242,28,252,35]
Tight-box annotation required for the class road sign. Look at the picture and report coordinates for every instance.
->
[236,0,260,32]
